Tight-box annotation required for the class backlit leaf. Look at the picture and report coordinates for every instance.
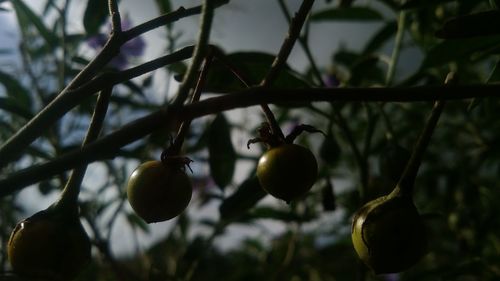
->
[84,0,110,35]
[208,113,236,190]
[422,35,500,68]
[436,10,500,39]
[205,52,310,93]
[11,0,58,49]
[311,7,384,22]
[219,177,267,221]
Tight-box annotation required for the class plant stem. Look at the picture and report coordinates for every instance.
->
[277,0,325,87]
[108,0,122,33]
[385,11,406,86]
[170,53,214,155]
[172,0,215,107]
[261,0,315,87]
[394,100,445,197]
[55,87,112,212]
[0,83,498,196]
[258,0,316,140]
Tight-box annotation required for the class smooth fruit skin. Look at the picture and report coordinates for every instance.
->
[256,144,318,203]
[351,194,427,274]
[127,160,192,223]
[8,210,91,280]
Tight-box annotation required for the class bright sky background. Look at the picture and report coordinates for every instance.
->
[0,0,422,257]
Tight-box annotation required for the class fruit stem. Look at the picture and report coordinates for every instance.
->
[385,11,406,86]
[393,73,457,197]
[212,52,286,142]
[56,87,112,213]
[172,0,214,108]
[168,53,213,156]
[256,0,315,142]
[394,99,446,197]
[212,52,289,145]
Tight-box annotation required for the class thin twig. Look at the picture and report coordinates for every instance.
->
[108,0,122,33]
[394,73,455,196]
[395,100,445,196]
[277,0,324,87]
[71,46,195,96]
[55,87,112,212]
[172,0,215,107]
[385,11,407,86]
[260,0,315,86]
[259,0,316,140]
[170,52,214,154]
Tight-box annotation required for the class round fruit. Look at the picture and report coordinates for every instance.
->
[127,160,192,223]
[351,194,427,274]
[256,144,318,203]
[8,209,91,280]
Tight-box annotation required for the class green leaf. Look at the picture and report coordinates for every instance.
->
[83,0,110,35]
[204,52,310,93]
[436,10,500,39]
[0,98,32,119]
[321,179,336,211]
[208,113,236,190]
[468,60,500,111]
[0,71,32,118]
[333,49,359,66]
[311,7,384,22]
[319,133,341,166]
[10,0,59,49]
[127,213,150,233]
[376,0,401,11]
[488,60,500,83]
[422,35,500,68]
[219,177,267,221]
[333,49,385,85]
[350,55,385,85]
[400,0,457,10]
[155,0,172,14]
[363,21,398,54]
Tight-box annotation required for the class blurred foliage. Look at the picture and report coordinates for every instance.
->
[0,0,500,280]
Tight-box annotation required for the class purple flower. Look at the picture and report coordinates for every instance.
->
[324,73,340,88]
[87,16,145,70]
[383,273,400,281]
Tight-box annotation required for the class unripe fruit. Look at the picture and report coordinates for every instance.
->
[8,209,91,280]
[351,194,427,274]
[127,160,192,223]
[256,144,318,203]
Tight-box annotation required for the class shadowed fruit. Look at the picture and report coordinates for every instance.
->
[8,209,91,280]
[256,144,318,203]
[351,193,427,274]
[127,160,192,223]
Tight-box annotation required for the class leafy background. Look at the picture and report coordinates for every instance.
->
[0,0,500,280]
